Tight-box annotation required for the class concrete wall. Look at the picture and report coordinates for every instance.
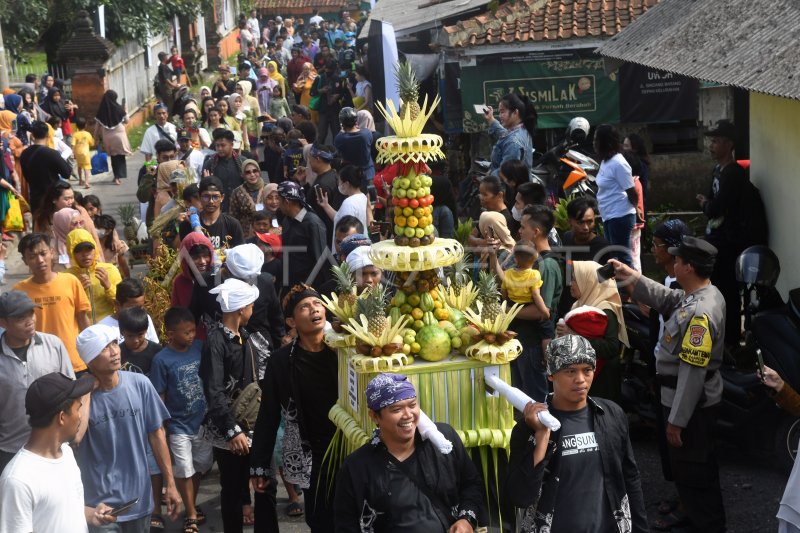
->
[106,34,170,114]
[750,92,800,297]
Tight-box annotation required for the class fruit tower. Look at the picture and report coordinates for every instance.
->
[324,63,525,479]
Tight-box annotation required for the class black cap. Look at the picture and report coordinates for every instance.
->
[26,372,94,422]
[0,290,41,318]
[668,235,718,269]
[704,119,737,142]
[652,219,692,249]
[176,128,192,141]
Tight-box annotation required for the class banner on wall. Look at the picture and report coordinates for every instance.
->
[459,49,620,132]
[619,63,698,123]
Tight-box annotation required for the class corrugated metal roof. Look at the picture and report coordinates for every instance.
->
[595,0,800,100]
[359,0,490,39]
[442,0,659,48]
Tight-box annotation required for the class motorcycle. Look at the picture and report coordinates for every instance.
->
[621,245,800,470]
[531,117,600,200]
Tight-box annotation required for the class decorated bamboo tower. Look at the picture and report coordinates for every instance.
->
[324,62,527,473]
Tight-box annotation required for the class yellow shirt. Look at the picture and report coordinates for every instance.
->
[502,268,543,304]
[72,130,94,158]
[14,273,92,372]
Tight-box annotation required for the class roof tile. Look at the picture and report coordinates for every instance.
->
[444,0,657,48]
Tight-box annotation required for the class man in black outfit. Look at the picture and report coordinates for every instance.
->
[251,285,339,532]
[202,129,245,212]
[508,335,648,532]
[278,181,331,292]
[178,176,244,250]
[305,144,343,244]
[310,59,347,144]
[695,119,747,346]
[19,121,72,213]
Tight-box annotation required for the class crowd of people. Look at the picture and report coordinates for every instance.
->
[0,5,785,533]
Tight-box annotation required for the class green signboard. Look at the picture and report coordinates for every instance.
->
[460,50,620,132]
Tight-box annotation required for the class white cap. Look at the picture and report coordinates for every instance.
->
[77,324,120,366]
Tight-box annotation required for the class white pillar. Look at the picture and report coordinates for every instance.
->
[97,5,106,38]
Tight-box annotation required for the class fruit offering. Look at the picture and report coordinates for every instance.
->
[391,169,436,247]
[342,285,409,358]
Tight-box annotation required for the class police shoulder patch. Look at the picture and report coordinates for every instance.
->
[679,314,712,367]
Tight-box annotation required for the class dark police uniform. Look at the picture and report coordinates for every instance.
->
[632,236,726,532]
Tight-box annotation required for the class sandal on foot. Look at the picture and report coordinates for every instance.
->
[150,514,165,530]
[183,517,199,532]
[657,499,680,515]
[243,510,255,526]
[652,511,689,531]
[286,501,304,517]
[194,506,207,525]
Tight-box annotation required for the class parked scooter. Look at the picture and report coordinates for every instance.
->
[621,245,800,470]
[531,117,599,200]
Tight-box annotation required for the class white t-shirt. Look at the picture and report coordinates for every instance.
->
[139,123,177,158]
[331,193,368,251]
[595,153,635,221]
[0,444,87,533]
[98,314,160,344]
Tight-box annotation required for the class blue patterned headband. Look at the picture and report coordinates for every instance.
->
[366,373,417,411]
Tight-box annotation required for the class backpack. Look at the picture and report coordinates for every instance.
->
[739,179,769,247]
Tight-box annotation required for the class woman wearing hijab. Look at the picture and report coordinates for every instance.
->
[172,232,215,310]
[229,159,265,238]
[94,90,133,185]
[153,160,188,217]
[41,87,75,143]
[556,260,629,401]
[293,63,318,123]
[255,68,276,118]
[266,61,286,101]
[477,210,516,272]
[52,207,84,270]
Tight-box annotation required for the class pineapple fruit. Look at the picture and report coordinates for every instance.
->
[477,271,501,323]
[343,283,409,358]
[118,204,139,243]
[322,262,359,331]
[357,284,388,338]
[395,61,420,121]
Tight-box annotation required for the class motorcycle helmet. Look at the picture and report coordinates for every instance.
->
[566,117,590,144]
[339,107,357,129]
[735,245,780,287]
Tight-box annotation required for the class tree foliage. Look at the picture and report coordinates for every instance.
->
[0,0,210,62]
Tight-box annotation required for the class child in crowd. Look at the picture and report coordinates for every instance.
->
[150,307,211,531]
[253,230,282,281]
[170,46,186,84]
[94,214,131,278]
[268,85,291,120]
[118,305,166,529]
[119,306,162,375]
[492,240,553,350]
[99,277,160,343]
[281,128,304,179]
[65,228,122,323]
[71,117,94,189]
[47,116,73,161]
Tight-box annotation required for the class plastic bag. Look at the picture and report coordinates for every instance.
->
[3,191,23,232]
[91,148,109,175]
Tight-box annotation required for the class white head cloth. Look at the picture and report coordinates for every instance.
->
[209,278,260,312]
[225,243,265,281]
[77,324,120,366]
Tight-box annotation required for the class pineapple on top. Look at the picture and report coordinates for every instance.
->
[396,61,420,121]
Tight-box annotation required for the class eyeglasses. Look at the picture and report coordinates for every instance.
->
[201,194,223,202]
[244,169,260,175]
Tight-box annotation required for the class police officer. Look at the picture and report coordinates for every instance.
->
[608,235,726,533]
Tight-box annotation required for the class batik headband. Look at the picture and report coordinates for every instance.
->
[545,334,597,375]
[366,373,417,411]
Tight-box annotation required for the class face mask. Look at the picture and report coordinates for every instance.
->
[511,205,523,222]
[338,183,348,195]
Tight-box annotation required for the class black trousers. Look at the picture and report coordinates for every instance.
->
[214,447,278,533]
[110,155,127,179]
[305,450,336,533]
[710,243,744,346]
[316,110,340,145]
[664,405,726,533]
